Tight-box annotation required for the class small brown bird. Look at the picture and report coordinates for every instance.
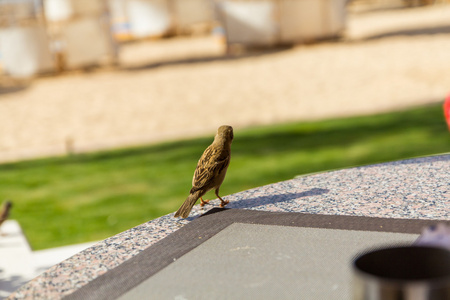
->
[0,201,12,228]
[174,125,233,218]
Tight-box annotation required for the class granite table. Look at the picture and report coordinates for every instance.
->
[7,154,450,299]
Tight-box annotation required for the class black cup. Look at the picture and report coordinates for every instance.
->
[353,246,450,300]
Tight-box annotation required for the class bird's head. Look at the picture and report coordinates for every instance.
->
[216,125,234,143]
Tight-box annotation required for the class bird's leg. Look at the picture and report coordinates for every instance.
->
[200,197,210,207]
[215,189,229,207]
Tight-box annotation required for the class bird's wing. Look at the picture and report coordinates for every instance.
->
[191,145,230,192]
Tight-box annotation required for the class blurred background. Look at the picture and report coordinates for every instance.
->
[0,0,450,293]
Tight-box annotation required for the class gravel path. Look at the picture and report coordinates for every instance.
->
[1,3,449,163]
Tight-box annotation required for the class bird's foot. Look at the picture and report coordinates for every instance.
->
[219,200,229,208]
[200,198,210,207]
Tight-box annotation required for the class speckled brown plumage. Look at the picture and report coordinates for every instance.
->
[174,125,233,218]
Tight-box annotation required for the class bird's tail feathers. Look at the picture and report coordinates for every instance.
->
[174,190,204,218]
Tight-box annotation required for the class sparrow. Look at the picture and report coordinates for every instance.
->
[0,201,12,228]
[174,125,233,218]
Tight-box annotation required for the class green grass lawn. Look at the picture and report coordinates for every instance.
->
[1,103,448,250]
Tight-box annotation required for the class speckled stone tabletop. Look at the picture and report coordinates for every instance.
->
[8,154,450,299]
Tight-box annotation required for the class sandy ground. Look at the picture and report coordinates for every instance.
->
[1,3,450,163]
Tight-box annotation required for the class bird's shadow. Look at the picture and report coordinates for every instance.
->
[228,188,330,209]
[186,188,330,221]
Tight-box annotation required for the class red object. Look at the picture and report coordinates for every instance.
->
[445,93,450,131]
